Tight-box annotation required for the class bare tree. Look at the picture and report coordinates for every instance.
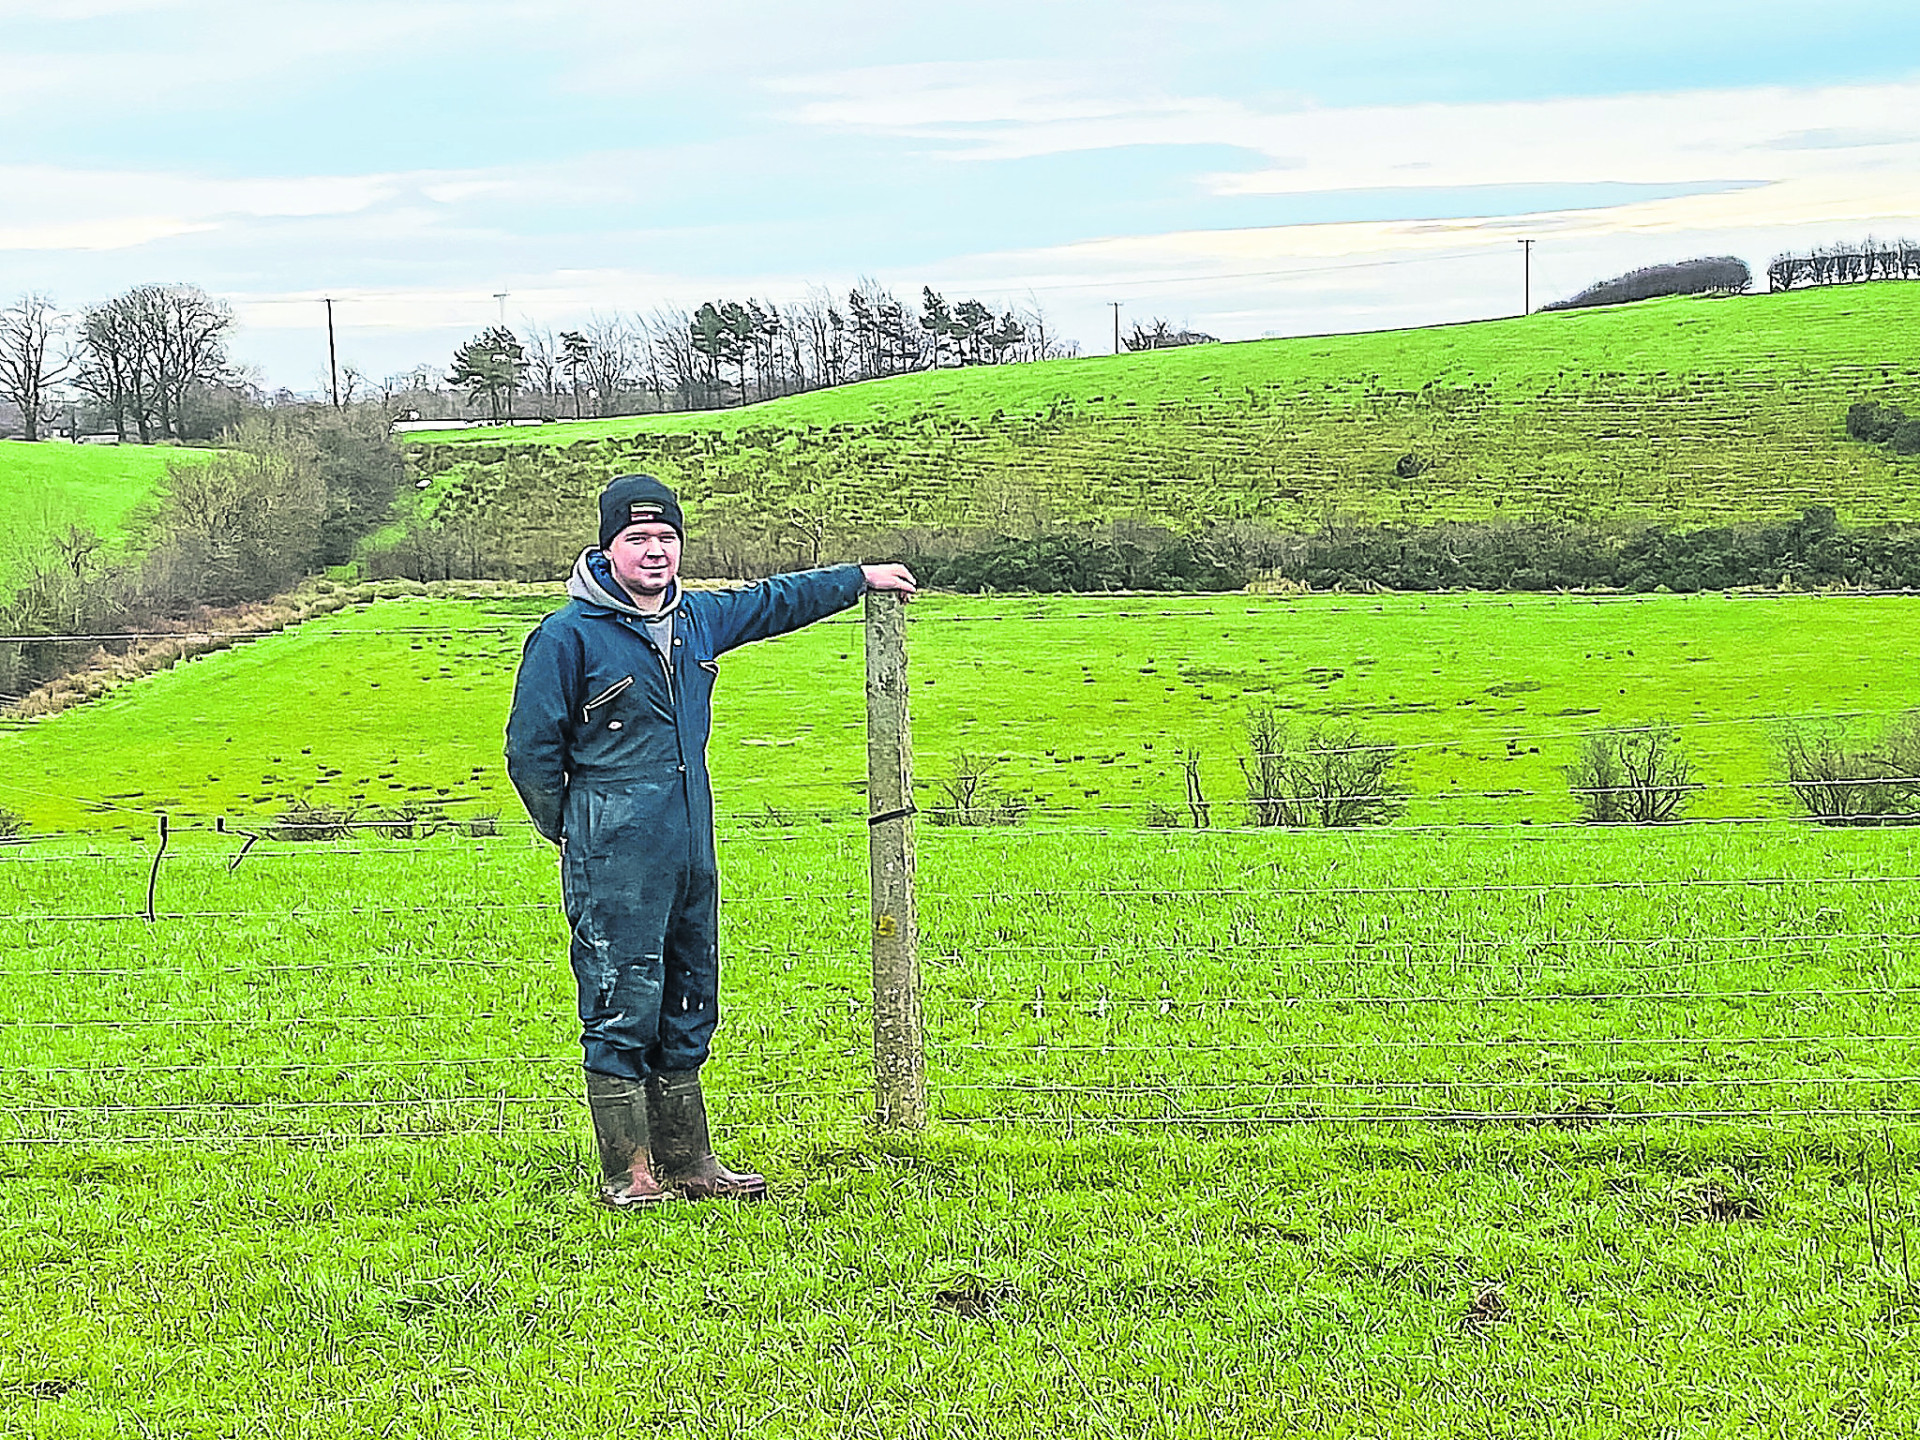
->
[0,294,72,441]
[520,325,563,415]
[149,284,234,439]
[648,305,706,410]
[580,311,641,415]
[76,295,148,440]
[790,288,845,389]
[74,284,232,441]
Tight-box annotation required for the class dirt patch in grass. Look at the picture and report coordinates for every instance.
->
[1681,1180,1767,1223]
[932,1280,1019,1319]
[3,1379,78,1400]
[1461,1282,1512,1332]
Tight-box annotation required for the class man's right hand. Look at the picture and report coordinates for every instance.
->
[862,563,918,599]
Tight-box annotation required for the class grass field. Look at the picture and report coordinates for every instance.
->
[3,822,1919,1435]
[0,440,206,581]
[396,285,1920,561]
[5,590,1920,1434]
[2,588,1916,837]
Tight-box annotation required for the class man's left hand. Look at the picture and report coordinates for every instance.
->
[862,563,918,600]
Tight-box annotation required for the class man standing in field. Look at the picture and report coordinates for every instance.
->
[506,474,916,1209]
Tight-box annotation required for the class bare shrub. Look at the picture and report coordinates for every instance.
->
[0,804,25,840]
[1240,709,1407,827]
[365,802,447,841]
[1780,712,1920,825]
[270,797,357,842]
[458,811,502,838]
[930,752,1028,827]
[1564,724,1699,823]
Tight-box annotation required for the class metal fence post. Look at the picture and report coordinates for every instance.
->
[865,591,925,1129]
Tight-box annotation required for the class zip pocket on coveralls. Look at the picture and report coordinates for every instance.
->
[581,675,633,723]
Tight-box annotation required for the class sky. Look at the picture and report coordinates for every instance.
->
[4,0,1919,393]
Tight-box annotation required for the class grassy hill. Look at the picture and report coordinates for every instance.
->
[396,285,1920,578]
[0,440,207,581]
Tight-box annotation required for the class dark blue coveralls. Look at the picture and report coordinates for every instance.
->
[505,553,867,1080]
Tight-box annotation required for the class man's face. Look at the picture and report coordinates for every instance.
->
[607,522,682,597]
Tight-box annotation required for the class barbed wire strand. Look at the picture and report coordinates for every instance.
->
[11,933,1915,983]
[939,1107,1920,1126]
[8,1030,1915,1077]
[7,1110,1919,1147]
[930,1075,1920,1094]
[2,982,1914,1030]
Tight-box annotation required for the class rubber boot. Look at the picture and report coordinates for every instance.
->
[585,1072,675,1209]
[646,1069,767,1201]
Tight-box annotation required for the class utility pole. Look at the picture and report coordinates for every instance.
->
[1518,239,1535,316]
[324,297,340,409]
[1111,301,1122,355]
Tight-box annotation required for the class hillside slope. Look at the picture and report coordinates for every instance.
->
[399,285,1920,580]
[0,440,206,580]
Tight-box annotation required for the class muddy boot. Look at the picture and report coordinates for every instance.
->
[585,1072,675,1210]
[646,1069,767,1201]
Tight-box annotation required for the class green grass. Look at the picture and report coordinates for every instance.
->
[3,824,1919,1435]
[0,440,208,581]
[398,284,1920,552]
[6,590,1920,1434]
[2,589,1917,837]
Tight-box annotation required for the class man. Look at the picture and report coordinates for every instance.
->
[506,474,916,1209]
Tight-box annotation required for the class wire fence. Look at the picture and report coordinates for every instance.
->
[3,816,1918,1145]
[6,593,1920,1148]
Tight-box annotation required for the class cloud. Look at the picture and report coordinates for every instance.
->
[0,216,216,252]
[0,164,423,254]
[777,63,1920,194]
[961,173,1920,285]
[1203,82,1920,194]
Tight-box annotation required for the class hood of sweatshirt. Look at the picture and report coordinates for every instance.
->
[567,547,682,619]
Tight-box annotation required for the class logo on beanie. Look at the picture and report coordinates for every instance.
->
[629,503,664,523]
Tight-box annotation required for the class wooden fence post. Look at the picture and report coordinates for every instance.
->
[865,591,925,1129]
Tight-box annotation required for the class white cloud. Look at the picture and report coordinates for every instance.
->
[953,173,1920,291]
[0,164,416,253]
[0,215,215,251]
[779,63,1920,195]
[1203,82,1920,194]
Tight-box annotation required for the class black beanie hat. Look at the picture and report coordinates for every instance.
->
[598,474,685,550]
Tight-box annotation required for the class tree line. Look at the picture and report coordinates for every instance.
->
[0,274,1080,441]
[0,285,243,443]
[436,279,1076,425]
[1766,239,1920,294]
[1539,257,1750,313]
